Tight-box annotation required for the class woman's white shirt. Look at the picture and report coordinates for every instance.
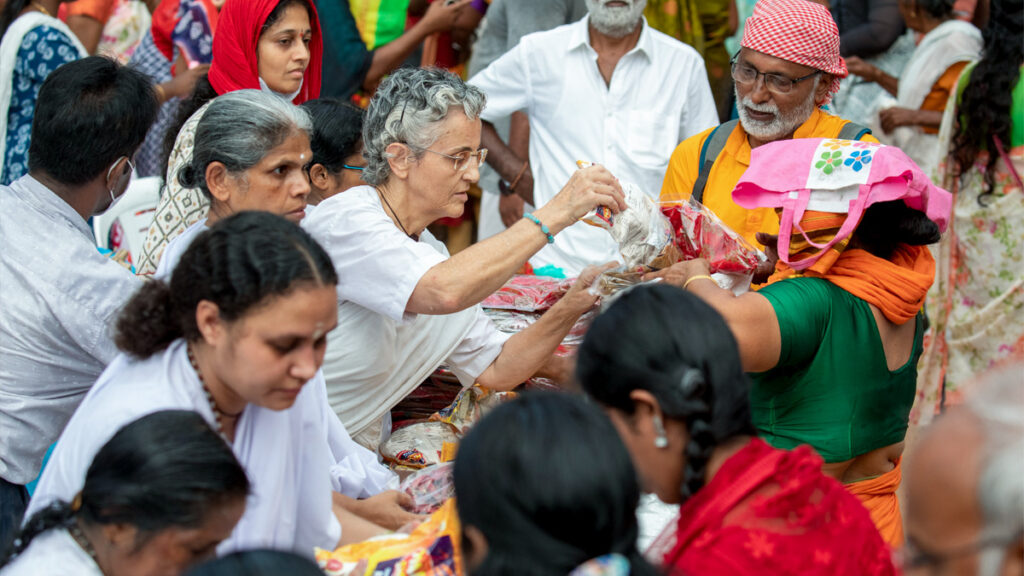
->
[304,186,509,439]
[25,339,395,556]
[0,529,102,576]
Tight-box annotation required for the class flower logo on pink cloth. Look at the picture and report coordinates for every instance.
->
[822,139,852,151]
[815,150,843,174]
[843,149,873,172]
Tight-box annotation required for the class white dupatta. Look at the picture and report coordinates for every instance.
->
[874,20,981,174]
[0,12,87,181]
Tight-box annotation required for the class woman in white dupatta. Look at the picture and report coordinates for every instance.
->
[303,67,628,450]
[0,0,87,184]
[846,0,981,174]
[28,212,404,557]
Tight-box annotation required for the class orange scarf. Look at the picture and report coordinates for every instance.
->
[769,245,936,324]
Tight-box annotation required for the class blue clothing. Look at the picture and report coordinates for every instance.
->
[3,26,79,185]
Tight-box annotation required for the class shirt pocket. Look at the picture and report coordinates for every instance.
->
[627,110,676,168]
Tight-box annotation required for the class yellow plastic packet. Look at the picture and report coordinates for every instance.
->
[316,499,464,576]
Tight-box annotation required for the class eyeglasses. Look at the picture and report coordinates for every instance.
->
[409,145,488,172]
[731,57,821,95]
[343,164,365,171]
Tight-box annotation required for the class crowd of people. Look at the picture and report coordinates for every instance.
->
[0,0,1021,574]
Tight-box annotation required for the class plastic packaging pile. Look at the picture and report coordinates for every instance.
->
[316,500,463,576]
[661,202,763,275]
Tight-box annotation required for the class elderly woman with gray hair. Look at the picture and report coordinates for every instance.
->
[304,67,627,449]
[153,89,315,279]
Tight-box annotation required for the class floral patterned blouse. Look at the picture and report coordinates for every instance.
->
[3,26,80,185]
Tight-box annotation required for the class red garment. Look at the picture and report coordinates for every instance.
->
[653,439,896,576]
[151,0,221,61]
[207,0,322,105]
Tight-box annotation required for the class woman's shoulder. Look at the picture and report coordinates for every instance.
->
[14,24,79,68]
[1,529,101,576]
[304,186,394,235]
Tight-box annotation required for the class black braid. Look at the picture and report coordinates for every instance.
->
[1,501,75,567]
[676,368,716,501]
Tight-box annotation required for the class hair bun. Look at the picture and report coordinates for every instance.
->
[176,163,197,189]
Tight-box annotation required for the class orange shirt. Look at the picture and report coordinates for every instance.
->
[659,108,881,249]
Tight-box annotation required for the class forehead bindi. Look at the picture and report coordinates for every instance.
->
[264,4,312,37]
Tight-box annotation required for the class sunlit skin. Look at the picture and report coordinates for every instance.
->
[256,3,312,96]
[206,132,313,224]
[190,285,339,441]
[734,48,832,148]
[81,497,245,576]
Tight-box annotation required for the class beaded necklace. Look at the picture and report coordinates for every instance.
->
[67,519,98,564]
[186,345,241,441]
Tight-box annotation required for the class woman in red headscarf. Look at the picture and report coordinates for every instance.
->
[136,0,323,275]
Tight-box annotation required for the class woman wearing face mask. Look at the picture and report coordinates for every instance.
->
[577,285,896,576]
[152,89,313,279]
[136,0,322,275]
[299,98,366,206]
[2,410,249,576]
[28,212,400,555]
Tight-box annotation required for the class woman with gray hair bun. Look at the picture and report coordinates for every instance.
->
[304,67,628,449]
[153,89,314,279]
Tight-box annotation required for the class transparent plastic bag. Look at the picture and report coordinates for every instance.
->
[480,275,574,312]
[380,422,460,470]
[400,463,455,515]
[661,201,765,274]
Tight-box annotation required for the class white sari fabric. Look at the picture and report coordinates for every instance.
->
[874,20,981,173]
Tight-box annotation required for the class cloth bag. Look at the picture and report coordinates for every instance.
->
[731,138,952,271]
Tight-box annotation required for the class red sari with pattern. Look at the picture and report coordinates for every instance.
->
[649,438,896,576]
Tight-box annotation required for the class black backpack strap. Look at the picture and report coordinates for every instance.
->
[838,121,872,141]
[691,119,739,205]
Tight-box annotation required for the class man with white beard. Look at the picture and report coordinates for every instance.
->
[660,0,879,251]
[469,0,717,277]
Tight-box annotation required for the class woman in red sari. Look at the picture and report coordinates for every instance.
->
[576,284,896,576]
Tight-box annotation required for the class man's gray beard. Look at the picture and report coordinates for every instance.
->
[586,0,647,38]
[735,83,818,142]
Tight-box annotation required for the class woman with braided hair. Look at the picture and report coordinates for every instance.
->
[576,285,896,575]
[1,410,248,576]
[916,0,1024,424]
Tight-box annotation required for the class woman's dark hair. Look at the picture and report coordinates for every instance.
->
[115,211,338,358]
[577,285,756,502]
[185,550,323,576]
[852,200,942,260]
[952,0,1023,204]
[908,0,955,20]
[27,56,157,186]
[300,98,365,175]
[0,0,27,36]
[2,410,249,566]
[454,393,657,576]
[158,0,316,178]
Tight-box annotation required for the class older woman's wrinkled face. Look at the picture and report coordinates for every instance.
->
[215,131,312,223]
[407,110,482,222]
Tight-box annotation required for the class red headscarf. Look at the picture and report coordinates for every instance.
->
[207,0,322,105]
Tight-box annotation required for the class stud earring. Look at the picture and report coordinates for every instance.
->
[653,414,669,449]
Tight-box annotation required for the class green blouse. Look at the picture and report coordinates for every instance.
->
[750,277,923,463]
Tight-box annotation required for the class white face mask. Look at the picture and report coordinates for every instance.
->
[101,156,135,214]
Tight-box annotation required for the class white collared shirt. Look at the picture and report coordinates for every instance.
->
[0,528,102,576]
[0,175,140,485]
[469,16,718,276]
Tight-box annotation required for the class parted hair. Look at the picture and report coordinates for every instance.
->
[2,411,249,566]
[115,212,337,358]
[454,392,657,576]
[577,284,757,502]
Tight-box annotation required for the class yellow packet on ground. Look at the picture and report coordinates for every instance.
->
[316,499,463,576]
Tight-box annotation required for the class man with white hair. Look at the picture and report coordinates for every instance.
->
[660,0,879,250]
[470,0,718,277]
[904,362,1024,576]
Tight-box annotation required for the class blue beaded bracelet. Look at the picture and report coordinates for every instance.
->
[524,212,554,244]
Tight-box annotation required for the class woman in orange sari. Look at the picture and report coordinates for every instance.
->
[647,138,952,547]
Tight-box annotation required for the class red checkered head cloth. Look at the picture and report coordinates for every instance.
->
[741,0,847,104]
